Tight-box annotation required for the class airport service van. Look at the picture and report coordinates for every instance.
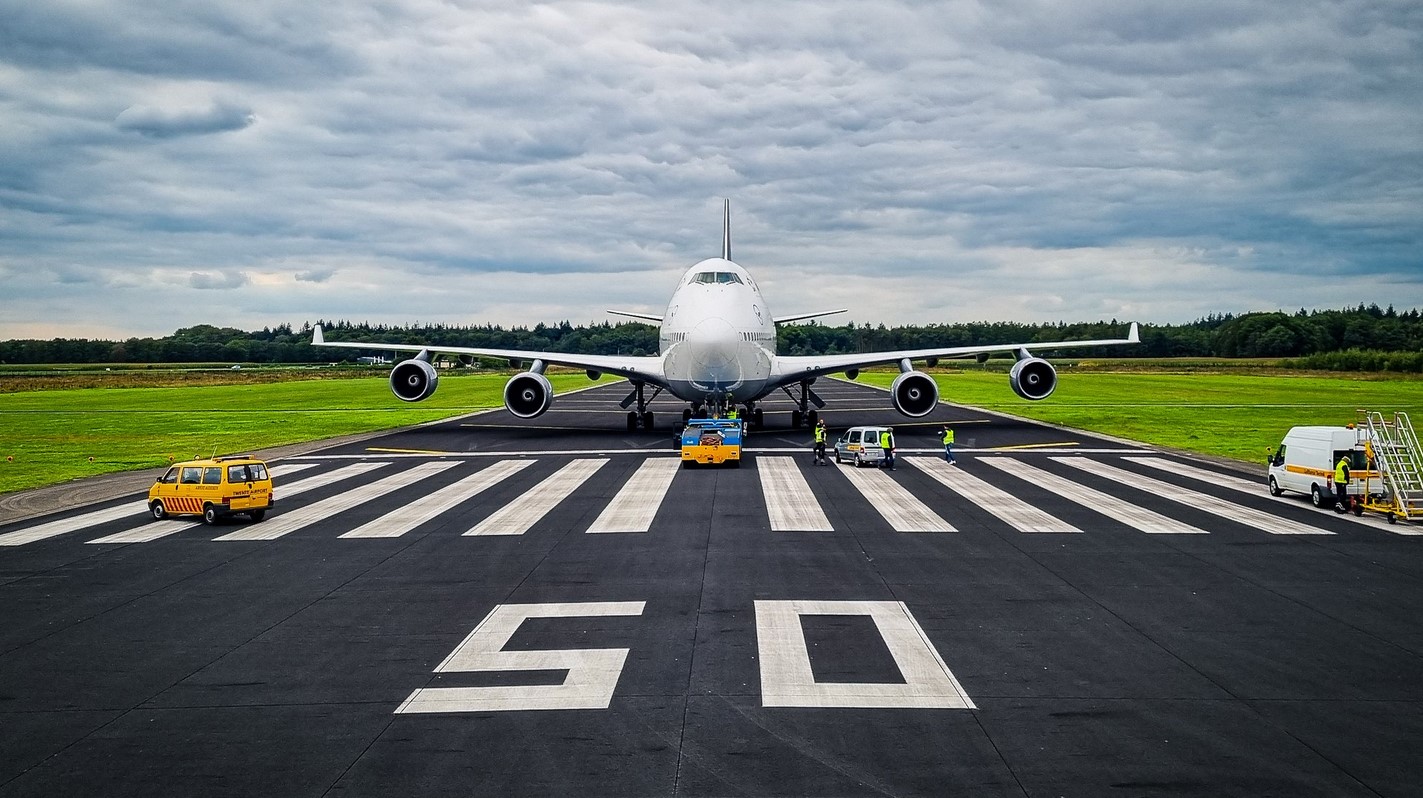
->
[148,456,273,524]
[834,426,892,467]
[1267,426,1374,508]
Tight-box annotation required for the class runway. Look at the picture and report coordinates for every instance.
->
[2,380,1422,796]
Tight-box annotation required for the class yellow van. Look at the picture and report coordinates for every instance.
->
[148,456,273,524]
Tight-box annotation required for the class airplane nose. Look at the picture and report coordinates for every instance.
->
[689,317,738,370]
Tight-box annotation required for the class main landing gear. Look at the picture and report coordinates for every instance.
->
[621,381,662,431]
[782,380,825,428]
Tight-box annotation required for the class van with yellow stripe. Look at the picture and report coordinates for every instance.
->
[148,456,273,524]
[1267,426,1375,509]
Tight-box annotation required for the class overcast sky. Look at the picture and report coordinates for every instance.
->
[1,0,1420,339]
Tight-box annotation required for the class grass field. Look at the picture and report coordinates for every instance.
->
[4,364,1423,495]
[859,368,1423,463]
[0,371,604,493]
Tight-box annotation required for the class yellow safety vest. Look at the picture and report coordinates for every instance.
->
[814,427,825,443]
[1334,458,1350,484]
[880,431,891,448]
[942,430,954,444]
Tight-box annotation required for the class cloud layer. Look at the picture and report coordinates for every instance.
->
[1,0,1419,338]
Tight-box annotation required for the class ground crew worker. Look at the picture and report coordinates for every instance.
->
[727,406,738,420]
[813,420,828,465]
[880,428,895,470]
[1334,454,1351,513]
[941,426,956,464]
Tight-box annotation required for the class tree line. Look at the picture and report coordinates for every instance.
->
[2,305,1421,372]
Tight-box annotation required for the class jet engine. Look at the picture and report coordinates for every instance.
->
[504,372,554,418]
[1009,356,1057,400]
[890,371,939,417]
[389,359,439,402]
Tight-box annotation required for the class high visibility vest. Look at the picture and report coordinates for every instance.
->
[1335,458,1350,484]
[942,429,954,444]
[814,427,825,443]
[880,431,891,448]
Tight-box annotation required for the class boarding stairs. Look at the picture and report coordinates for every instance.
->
[1359,410,1423,522]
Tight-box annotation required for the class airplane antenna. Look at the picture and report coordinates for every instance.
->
[721,198,731,261]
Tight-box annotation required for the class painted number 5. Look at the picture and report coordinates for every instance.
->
[395,601,645,714]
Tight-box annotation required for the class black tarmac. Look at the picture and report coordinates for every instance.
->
[2,380,1421,797]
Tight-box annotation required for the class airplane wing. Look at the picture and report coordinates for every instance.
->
[310,325,667,386]
[770,323,1139,385]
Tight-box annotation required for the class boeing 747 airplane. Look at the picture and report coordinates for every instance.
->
[312,202,1138,430]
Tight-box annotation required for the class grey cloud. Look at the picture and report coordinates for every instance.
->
[115,102,256,138]
[296,269,335,283]
[189,271,249,290]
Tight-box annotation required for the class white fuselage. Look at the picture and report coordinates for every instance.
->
[658,258,776,405]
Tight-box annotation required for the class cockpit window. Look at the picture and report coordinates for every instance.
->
[690,272,743,285]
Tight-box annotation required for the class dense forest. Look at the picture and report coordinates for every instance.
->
[2,305,1421,372]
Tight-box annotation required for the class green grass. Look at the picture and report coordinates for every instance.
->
[0,372,606,493]
[860,369,1423,463]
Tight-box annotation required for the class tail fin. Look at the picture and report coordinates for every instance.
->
[721,198,731,261]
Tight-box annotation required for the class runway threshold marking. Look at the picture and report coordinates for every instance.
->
[214,461,457,542]
[341,460,535,539]
[834,462,955,533]
[1123,456,1423,536]
[1053,457,1334,536]
[466,459,607,536]
[906,457,1082,533]
[81,462,363,545]
[586,457,680,534]
[758,457,834,532]
[982,458,1207,534]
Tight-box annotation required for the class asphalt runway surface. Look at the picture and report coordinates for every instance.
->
[2,379,1422,797]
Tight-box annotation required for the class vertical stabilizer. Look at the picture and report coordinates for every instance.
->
[722,198,731,261]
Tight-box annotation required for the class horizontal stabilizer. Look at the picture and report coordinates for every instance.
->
[773,308,848,325]
[607,309,664,323]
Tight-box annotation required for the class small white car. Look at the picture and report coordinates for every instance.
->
[834,426,892,467]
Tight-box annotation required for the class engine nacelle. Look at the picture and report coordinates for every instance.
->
[890,371,939,417]
[1009,357,1057,400]
[504,372,554,418]
[389,359,439,402]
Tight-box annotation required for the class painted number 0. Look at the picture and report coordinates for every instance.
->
[396,599,972,714]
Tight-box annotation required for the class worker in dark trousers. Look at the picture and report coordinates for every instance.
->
[1333,454,1351,513]
[941,426,956,464]
[813,420,828,465]
[880,427,895,470]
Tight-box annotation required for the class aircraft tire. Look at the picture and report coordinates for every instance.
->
[791,410,802,428]
[627,411,638,431]
[641,411,654,430]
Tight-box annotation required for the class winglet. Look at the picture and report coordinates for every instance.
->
[312,324,324,345]
[721,198,731,261]
[1127,322,1139,343]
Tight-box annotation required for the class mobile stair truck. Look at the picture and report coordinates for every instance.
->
[1355,410,1423,525]
[679,418,744,468]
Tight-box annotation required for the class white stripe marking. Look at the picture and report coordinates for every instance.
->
[758,457,834,532]
[1053,457,1333,536]
[1124,456,1423,536]
[906,457,1082,533]
[88,461,389,544]
[834,462,955,533]
[341,460,535,539]
[981,458,1207,534]
[215,461,455,541]
[586,458,680,534]
[466,459,607,536]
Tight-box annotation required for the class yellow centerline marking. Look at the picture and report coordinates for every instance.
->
[984,442,1081,451]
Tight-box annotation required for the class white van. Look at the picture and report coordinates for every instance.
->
[834,426,892,467]
[1267,426,1372,508]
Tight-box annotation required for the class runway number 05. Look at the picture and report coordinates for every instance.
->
[395,600,974,714]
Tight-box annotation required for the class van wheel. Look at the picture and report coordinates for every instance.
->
[150,501,167,521]
[1268,476,1282,497]
[249,510,266,522]
[834,451,842,464]
[1310,484,1329,508]
[202,504,220,525]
